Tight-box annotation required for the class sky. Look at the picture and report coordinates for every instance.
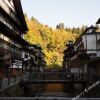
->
[21,0,100,28]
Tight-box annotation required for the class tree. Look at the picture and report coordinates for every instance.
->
[24,15,78,67]
[56,23,65,30]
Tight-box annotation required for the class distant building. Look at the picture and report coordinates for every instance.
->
[63,25,100,76]
[28,44,46,72]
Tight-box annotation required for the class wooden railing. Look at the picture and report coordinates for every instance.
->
[0,72,99,90]
[21,72,100,83]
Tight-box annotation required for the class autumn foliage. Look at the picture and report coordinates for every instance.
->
[24,15,83,68]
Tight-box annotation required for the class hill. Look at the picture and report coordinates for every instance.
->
[24,15,80,67]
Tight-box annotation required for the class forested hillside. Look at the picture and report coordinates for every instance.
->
[24,15,87,67]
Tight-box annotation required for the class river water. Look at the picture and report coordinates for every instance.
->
[0,83,74,97]
[34,83,73,97]
[1,81,100,98]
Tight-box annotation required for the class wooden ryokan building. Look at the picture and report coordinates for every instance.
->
[0,0,28,79]
[0,0,46,91]
[63,23,100,76]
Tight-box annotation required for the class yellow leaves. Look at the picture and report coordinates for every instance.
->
[24,16,78,67]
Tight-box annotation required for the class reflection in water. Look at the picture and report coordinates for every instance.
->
[45,84,64,92]
[1,82,100,98]
[0,83,73,97]
[35,84,72,97]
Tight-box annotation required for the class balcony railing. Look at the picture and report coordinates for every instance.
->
[0,38,22,59]
[0,12,19,34]
[0,0,18,23]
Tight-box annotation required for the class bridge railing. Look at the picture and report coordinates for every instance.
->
[20,72,100,82]
[0,76,22,91]
[74,73,100,82]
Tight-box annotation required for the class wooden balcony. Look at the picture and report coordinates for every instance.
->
[0,38,22,60]
[0,20,29,46]
[0,0,18,23]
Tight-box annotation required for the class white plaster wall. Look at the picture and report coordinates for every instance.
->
[87,35,96,50]
[97,34,100,50]
[97,51,100,57]
[97,34,100,41]
[71,68,80,73]
[82,36,86,49]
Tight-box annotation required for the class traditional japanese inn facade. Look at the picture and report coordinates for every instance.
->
[0,0,29,90]
[0,1,46,91]
[63,24,100,76]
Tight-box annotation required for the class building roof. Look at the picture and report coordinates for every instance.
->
[96,18,100,24]
[13,0,28,32]
[83,25,97,34]
[74,36,82,46]
[74,26,97,46]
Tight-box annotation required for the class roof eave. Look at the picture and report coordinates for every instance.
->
[13,0,28,32]
[96,18,100,24]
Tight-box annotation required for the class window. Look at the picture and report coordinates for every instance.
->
[3,35,10,42]
[0,34,3,39]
